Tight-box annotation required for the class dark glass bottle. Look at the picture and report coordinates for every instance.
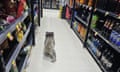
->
[106,20,114,39]
[96,17,106,31]
[102,19,109,36]
[100,46,109,65]
[0,51,5,72]
[115,0,120,15]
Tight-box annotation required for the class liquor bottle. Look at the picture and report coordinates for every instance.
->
[77,6,83,17]
[96,39,104,59]
[102,19,108,36]
[100,47,109,64]
[106,53,114,70]
[110,22,119,44]
[80,0,85,4]
[106,20,114,39]
[0,51,5,72]
[16,23,24,42]
[103,19,112,37]
[70,0,73,7]
[88,0,93,6]
[95,17,105,30]
[115,24,120,47]
[106,20,112,37]
[81,10,89,22]
[91,15,99,28]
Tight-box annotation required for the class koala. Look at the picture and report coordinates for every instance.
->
[44,32,56,62]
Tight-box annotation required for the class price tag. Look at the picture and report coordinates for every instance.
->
[89,7,92,11]
[105,12,109,16]
[94,8,97,12]
[118,16,120,19]
[7,32,14,41]
[94,32,98,36]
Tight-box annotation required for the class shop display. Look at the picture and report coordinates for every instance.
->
[66,0,120,72]
[0,0,41,71]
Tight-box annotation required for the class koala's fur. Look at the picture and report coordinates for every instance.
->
[44,32,56,62]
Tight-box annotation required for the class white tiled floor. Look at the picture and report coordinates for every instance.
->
[26,9,102,72]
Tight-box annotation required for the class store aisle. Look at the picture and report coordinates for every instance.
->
[26,9,102,72]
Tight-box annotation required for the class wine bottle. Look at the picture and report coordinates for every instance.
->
[102,19,109,36]
[101,47,109,64]
[115,24,120,47]
[96,39,104,59]
[96,17,105,30]
[0,51,5,72]
[106,20,114,39]
[106,53,114,70]
[80,0,85,4]
[111,22,119,44]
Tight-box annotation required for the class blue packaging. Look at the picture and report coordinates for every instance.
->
[115,34,120,47]
[74,11,77,16]
[110,31,118,44]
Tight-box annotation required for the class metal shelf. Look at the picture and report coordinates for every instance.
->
[5,23,32,72]
[72,27,84,43]
[91,28,120,53]
[95,8,120,21]
[74,15,88,28]
[0,11,29,45]
[86,41,107,72]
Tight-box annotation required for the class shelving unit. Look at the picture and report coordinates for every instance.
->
[0,0,42,72]
[64,0,120,72]
[5,23,32,72]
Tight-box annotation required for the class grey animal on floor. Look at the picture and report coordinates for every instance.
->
[44,32,56,62]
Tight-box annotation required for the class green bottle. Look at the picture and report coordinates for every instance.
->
[91,15,99,28]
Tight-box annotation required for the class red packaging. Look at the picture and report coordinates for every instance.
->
[17,0,26,18]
